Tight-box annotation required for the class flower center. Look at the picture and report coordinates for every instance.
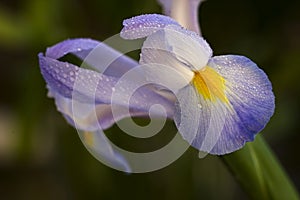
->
[192,66,229,104]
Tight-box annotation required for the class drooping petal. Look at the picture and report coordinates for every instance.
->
[47,75,133,171]
[50,91,114,130]
[39,53,175,129]
[208,55,275,153]
[120,14,180,40]
[50,89,167,131]
[174,55,274,155]
[46,38,138,77]
[79,130,131,172]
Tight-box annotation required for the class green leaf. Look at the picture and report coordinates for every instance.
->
[222,135,299,200]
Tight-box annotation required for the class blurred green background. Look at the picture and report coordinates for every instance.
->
[0,0,299,199]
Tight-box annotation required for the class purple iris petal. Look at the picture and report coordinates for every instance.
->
[39,54,116,104]
[52,91,154,131]
[121,14,180,39]
[40,53,174,113]
[39,38,176,131]
[190,55,275,155]
[46,38,138,77]
[46,38,100,59]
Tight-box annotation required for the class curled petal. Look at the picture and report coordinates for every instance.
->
[46,38,138,77]
[46,38,100,59]
[174,55,275,155]
[162,25,212,69]
[140,31,195,91]
[141,25,212,73]
[121,14,180,39]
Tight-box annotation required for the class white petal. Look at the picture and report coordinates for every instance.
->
[174,85,227,153]
[164,25,212,69]
[141,61,194,93]
[142,25,212,71]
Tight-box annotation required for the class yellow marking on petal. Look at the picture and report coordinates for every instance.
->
[192,66,229,104]
[83,131,94,147]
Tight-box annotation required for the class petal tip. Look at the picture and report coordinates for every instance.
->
[121,14,180,40]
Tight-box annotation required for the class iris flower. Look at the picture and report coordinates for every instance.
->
[39,14,274,170]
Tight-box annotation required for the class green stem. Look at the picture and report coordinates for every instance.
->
[222,135,299,200]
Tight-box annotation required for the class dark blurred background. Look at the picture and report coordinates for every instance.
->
[0,0,299,199]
